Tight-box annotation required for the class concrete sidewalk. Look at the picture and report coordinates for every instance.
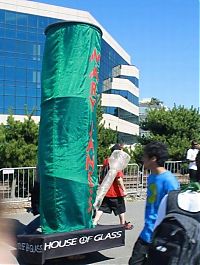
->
[5,200,145,265]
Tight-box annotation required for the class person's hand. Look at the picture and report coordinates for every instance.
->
[123,190,128,196]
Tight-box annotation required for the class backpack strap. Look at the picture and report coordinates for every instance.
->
[166,190,179,214]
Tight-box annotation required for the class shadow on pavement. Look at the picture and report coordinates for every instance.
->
[17,251,113,265]
[3,218,26,246]
[45,252,113,265]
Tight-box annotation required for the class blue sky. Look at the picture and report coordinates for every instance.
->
[34,0,199,109]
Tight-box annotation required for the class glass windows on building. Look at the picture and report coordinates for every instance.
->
[0,8,135,128]
[118,108,139,124]
[117,132,137,145]
[0,9,58,116]
[118,75,139,88]
[103,89,139,106]
[98,40,129,93]
[5,11,16,25]
[104,107,139,125]
[17,13,28,26]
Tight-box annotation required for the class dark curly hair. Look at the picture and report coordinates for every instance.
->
[144,141,169,167]
[111,143,121,152]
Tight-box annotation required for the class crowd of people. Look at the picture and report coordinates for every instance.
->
[94,140,200,264]
[1,140,200,264]
[92,140,200,264]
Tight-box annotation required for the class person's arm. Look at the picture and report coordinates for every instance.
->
[117,177,127,196]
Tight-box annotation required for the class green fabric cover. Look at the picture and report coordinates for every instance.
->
[38,22,102,234]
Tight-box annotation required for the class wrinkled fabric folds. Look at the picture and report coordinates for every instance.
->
[38,22,102,234]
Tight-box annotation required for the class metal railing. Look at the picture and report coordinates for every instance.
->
[0,161,189,201]
[0,167,36,201]
[98,163,144,197]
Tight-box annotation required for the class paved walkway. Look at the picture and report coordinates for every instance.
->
[4,200,145,265]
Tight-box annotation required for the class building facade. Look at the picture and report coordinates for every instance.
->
[0,0,139,145]
[139,98,165,137]
[102,65,139,145]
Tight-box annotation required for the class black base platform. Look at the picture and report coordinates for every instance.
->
[17,225,125,264]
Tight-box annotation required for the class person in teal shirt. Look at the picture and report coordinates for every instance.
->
[129,141,179,265]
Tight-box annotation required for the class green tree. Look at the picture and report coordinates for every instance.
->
[148,97,163,107]
[97,99,117,164]
[0,115,39,168]
[127,143,143,165]
[0,103,117,167]
[139,105,200,160]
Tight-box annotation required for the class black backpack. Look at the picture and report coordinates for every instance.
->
[146,190,200,265]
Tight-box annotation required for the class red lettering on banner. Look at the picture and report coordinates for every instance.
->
[89,67,98,81]
[86,125,95,213]
[88,172,94,188]
[90,48,101,62]
[90,97,96,109]
[90,81,97,95]
[86,47,101,213]
[86,155,94,171]
[87,137,94,152]
[88,203,93,213]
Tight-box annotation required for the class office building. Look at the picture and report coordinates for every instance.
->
[0,0,139,145]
